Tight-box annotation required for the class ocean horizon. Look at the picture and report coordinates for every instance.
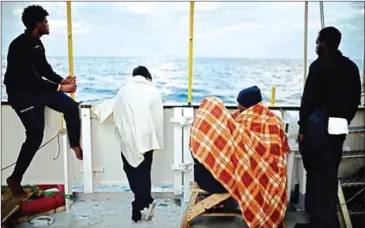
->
[1,56,363,106]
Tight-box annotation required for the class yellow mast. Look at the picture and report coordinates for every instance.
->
[62,1,75,129]
[270,87,276,106]
[187,1,195,105]
[67,1,75,100]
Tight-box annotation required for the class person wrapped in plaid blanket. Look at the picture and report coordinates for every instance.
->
[190,86,290,228]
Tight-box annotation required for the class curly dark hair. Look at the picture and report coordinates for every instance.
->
[318,26,342,49]
[22,5,49,30]
[132,66,152,80]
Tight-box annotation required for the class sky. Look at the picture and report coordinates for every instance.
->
[1,1,364,59]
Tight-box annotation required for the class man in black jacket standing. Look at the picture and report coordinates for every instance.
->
[295,27,361,228]
[4,5,83,197]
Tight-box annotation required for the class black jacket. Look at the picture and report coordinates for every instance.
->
[299,51,361,134]
[4,30,64,98]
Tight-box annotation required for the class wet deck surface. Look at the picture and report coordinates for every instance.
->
[14,194,308,228]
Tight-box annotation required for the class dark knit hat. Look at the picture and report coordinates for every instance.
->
[237,86,262,108]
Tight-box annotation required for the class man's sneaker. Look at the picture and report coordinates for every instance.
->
[142,200,156,221]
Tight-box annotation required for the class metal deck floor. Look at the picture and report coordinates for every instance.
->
[14,193,308,228]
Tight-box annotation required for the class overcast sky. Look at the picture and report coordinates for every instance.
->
[1,1,364,59]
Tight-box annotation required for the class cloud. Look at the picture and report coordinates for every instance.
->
[2,1,363,59]
[196,22,255,39]
[342,23,361,31]
[114,2,219,15]
[13,2,85,21]
[114,2,156,15]
[11,2,88,35]
[195,2,220,11]
[48,19,88,35]
[266,2,303,9]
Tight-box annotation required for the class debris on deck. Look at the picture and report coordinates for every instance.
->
[11,194,309,228]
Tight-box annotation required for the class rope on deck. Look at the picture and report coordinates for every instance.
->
[29,216,55,226]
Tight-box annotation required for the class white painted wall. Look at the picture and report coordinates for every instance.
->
[1,105,175,187]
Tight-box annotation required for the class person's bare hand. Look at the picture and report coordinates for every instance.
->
[61,76,76,85]
[60,83,77,93]
[298,134,304,143]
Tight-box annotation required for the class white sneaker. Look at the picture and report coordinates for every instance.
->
[142,200,156,221]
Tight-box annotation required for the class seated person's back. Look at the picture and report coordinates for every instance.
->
[190,85,290,227]
[193,86,263,194]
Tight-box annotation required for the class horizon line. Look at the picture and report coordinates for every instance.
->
[0,55,320,60]
[1,55,363,61]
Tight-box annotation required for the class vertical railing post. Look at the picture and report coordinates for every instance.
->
[81,108,93,193]
[271,86,276,106]
[171,108,183,196]
[303,2,309,85]
[182,108,194,202]
[319,2,325,29]
[67,1,75,100]
[63,1,75,211]
[363,2,365,106]
[299,1,309,211]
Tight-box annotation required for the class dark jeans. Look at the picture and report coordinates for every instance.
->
[299,108,345,228]
[193,157,227,193]
[8,91,81,182]
[121,150,154,210]
[193,156,239,211]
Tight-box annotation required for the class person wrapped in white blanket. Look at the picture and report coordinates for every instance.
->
[113,66,164,222]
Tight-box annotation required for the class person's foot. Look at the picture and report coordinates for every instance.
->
[142,200,157,221]
[71,146,83,160]
[6,177,25,197]
[131,207,142,222]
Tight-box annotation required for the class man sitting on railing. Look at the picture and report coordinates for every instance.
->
[113,66,164,223]
[190,86,290,228]
[3,5,83,197]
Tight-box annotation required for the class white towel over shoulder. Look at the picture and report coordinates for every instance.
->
[328,117,349,135]
[113,76,164,167]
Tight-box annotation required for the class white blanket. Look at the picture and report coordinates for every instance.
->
[91,98,116,124]
[113,76,164,167]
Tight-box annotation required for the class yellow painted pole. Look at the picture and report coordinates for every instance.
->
[67,1,75,100]
[61,1,75,129]
[187,1,195,105]
[271,86,276,106]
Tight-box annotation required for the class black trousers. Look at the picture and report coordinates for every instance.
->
[299,108,345,228]
[121,150,154,210]
[8,91,81,182]
[193,156,227,193]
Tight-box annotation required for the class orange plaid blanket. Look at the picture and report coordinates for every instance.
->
[190,97,290,228]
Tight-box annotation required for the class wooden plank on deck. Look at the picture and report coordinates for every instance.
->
[1,188,34,225]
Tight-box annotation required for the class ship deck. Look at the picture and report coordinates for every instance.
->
[14,193,308,228]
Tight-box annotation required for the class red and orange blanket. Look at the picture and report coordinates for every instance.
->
[190,97,290,228]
